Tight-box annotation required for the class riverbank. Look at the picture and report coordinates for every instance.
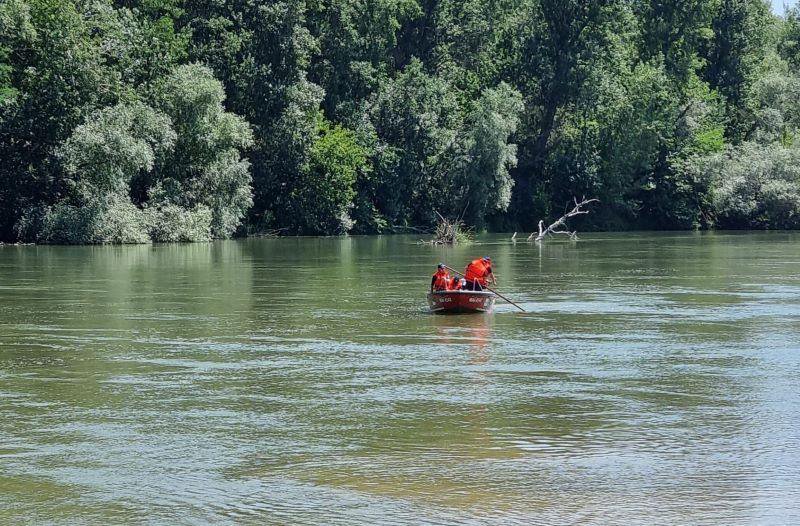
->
[4,226,800,248]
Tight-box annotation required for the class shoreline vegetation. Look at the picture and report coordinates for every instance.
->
[2,228,799,248]
[2,1,800,245]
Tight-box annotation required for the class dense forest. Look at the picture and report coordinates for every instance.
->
[1,0,800,243]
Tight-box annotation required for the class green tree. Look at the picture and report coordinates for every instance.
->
[504,0,624,228]
[635,0,717,84]
[250,77,324,232]
[183,0,322,234]
[459,83,523,227]
[58,100,175,197]
[90,2,189,89]
[704,141,800,228]
[406,0,520,96]
[703,0,770,139]
[2,0,800,240]
[778,6,800,68]
[21,194,152,244]
[0,44,14,104]
[367,59,464,226]
[0,0,119,240]
[748,52,800,144]
[308,0,418,120]
[152,64,254,238]
[19,100,175,243]
[17,64,253,244]
[286,117,368,234]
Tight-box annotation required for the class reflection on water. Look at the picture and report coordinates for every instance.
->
[1,232,800,524]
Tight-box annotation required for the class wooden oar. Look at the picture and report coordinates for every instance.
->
[443,264,527,313]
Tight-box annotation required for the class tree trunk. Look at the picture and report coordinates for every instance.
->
[527,197,598,241]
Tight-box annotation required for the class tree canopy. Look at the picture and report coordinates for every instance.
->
[1,0,798,243]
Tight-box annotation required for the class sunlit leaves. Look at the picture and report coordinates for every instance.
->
[59,101,175,195]
[288,117,368,234]
[152,64,254,238]
[705,142,800,228]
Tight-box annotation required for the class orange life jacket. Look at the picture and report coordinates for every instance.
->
[464,258,490,286]
[432,270,451,290]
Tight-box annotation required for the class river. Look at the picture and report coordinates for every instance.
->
[1,232,799,524]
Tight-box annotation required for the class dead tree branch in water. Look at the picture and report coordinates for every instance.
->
[420,211,473,245]
[527,197,599,242]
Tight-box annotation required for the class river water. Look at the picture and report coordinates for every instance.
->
[1,232,799,525]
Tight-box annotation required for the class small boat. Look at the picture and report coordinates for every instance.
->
[427,290,496,314]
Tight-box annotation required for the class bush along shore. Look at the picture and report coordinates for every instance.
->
[2,0,800,244]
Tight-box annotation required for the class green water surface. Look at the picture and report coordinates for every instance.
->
[1,232,799,524]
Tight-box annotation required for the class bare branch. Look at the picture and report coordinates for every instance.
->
[529,197,598,242]
[420,211,473,245]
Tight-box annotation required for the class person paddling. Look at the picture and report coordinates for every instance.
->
[430,263,452,292]
[464,256,496,291]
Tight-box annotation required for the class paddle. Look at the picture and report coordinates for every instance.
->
[443,264,527,313]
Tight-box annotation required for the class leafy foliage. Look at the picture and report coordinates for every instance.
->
[20,194,151,244]
[148,203,213,242]
[152,64,254,238]
[368,59,465,226]
[13,64,251,243]
[287,117,368,235]
[779,6,800,68]
[2,0,800,242]
[706,142,800,228]
[460,83,524,227]
[58,101,175,196]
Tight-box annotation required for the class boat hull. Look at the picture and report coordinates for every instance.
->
[427,290,495,313]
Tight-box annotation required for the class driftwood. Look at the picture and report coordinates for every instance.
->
[527,197,598,242]
[420,211,472,245]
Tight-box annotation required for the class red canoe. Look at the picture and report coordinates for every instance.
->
[427,290,496,313]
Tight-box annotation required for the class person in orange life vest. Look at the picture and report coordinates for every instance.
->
[463,256,496,291]
[430,264,452,292]
[450,277,466,291]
